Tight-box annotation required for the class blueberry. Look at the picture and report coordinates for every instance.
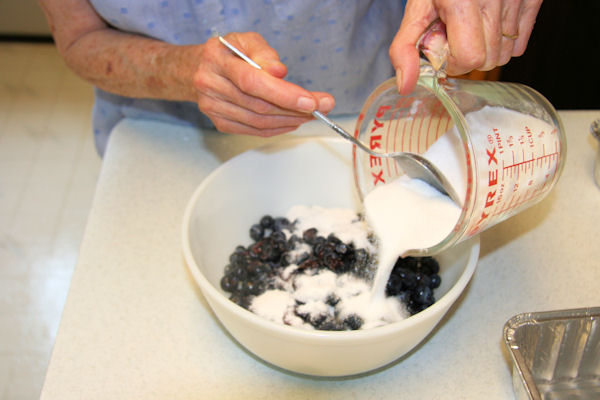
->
[233,266,247,280]
[249,224,264,241]
[421,257,440,274]
[287,234,300,248]
[314,242,326,257]
[270,230,286,242]
[244,280,263,295]
[273,217,290,231]
[323,251,341,270]
[259,243,276,261]
[229,252,247,268]
[249,241,264,259]
[396,268,417,289]
[298,258,319,270]
[395,256,417,272]
[302,228,318,244]
[234,245,247,254]
[234,279,245,293]
[386,274,402,296]
[310,313,328,327]
[325,293,340,306]
[246,261,262,276]
[415,273,431,288]
[229,293,251,308]
[430,274,441,288]
[220,275,234,292]
[415,285,434,306]
[260,215,275,229]
[317,317,344,331]
[343,314,363,330]
[327,233,341,245]
[335,243,348,254]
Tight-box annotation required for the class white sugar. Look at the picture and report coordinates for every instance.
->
[286,205,375,252]
[293,269,338,303]
[250,290,295,324]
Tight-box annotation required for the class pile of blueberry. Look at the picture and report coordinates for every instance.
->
[385,256,442,314]
[219,214,442,330]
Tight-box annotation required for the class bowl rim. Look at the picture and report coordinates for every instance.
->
[181,136,480,343]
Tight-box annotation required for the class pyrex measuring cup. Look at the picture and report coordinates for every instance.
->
[353,52,566,256]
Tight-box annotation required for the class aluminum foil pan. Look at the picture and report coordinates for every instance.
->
[504,307,600,400]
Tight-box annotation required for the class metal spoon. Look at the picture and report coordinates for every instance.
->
[218,36,462,206]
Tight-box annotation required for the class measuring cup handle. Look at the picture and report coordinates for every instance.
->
[417,19,449,73]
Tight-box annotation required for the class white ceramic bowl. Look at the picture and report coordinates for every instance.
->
[182,137,479,377]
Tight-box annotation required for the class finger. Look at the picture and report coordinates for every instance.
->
[498,0,522,65]
[222,53,319,114]
[438,0,486,76]
[211,118,298,137]
[199,96,312,133]
[198,68,334,121]
[313,92,336,114]
[501,0,521,37]
[389,0,438,94]
[513,0,542,56]
[194,69,293,118]
[479,0,503,71]
[203,99,311,137]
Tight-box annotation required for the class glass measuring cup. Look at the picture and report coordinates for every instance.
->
[353,61,567,256]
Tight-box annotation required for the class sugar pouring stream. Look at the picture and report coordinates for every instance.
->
[217,35,462,206]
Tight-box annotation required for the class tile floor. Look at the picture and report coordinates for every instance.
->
[0,42,101,399]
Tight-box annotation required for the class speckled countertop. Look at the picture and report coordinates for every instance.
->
[41,111,600,399]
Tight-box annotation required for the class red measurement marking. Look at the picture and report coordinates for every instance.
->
[354,113,364,139]
[444,113,452,132]
[385,102,404,177]
[434,103,445,142]
[424,100,444,152]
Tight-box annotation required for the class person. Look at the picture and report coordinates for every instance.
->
[38,0,541,156]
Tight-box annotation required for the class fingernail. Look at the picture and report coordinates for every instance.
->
[319,97,335,112]
[297,96,316,112]
[395,68,404,93]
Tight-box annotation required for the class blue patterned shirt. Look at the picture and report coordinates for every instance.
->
[89,0,406,155]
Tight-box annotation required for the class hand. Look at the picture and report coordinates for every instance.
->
[389,0,543,95]
[191,32,335,137]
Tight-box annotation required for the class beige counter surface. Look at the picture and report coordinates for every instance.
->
[41,111,600,399]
